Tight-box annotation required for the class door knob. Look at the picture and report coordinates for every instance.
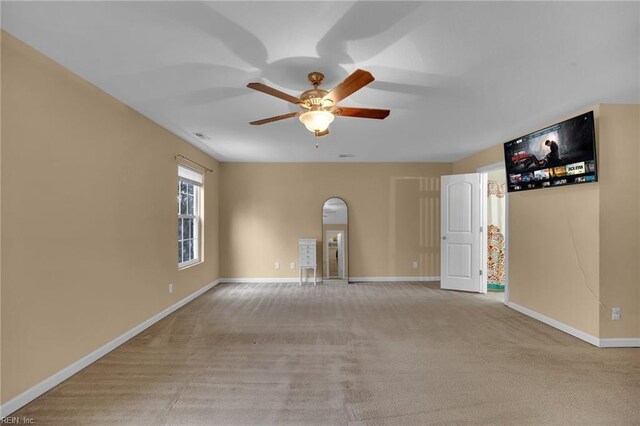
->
[442,236,447,240]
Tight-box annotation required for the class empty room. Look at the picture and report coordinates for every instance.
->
[1,1,639,425]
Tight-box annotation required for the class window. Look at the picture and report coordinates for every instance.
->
[178,165,203,267]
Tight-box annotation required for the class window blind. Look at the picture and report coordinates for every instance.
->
[178,164,203,186]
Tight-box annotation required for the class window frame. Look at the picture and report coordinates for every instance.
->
[178,166,203,268]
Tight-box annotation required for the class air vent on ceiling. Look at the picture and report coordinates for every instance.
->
[339,154,356,158]
[193,132,211,141]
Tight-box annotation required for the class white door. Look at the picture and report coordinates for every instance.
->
[441,173,483,292]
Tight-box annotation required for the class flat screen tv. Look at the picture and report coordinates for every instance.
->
[503,111,597,192]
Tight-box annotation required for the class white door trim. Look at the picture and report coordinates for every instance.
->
[480,172,488,293]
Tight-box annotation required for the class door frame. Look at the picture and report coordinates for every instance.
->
[477,161,509,305]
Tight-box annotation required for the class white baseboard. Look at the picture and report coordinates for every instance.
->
[506,302,640,348]
[220,277,301,283]
[349,276,440,282]
[598,338,640,348]
[221,277,351,284]
[507,301,600,347]
[0,278,222,419]
[219,276,440,284]
[220,277,441,284]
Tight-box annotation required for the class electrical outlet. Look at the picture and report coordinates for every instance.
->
[168,283,173,294]
[612,307,621,320]
[275,262,280,270]
[290,262,295,269]
[412,261,419,269]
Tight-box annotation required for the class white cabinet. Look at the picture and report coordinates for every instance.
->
[298,239,317,285]
[299,239,317,267]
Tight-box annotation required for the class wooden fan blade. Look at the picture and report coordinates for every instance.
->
[333,107,390,119]
[250,112,301,125]
[323,69,374,104]
[247,82,300,104]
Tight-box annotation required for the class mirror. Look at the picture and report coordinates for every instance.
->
[322,197,348,283]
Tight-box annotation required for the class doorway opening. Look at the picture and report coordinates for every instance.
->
[325,230,345,279]
[478,162,509,305]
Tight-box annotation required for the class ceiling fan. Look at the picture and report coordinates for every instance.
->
[247,69,390,138]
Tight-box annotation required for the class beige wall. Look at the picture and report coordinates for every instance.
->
[0,30,4,404]
[508,107,602,337]
[598,104,640,338]
[454,127,600,336]
[1,32,220,403]
[452,144,504,175]
[220,163,451,279]
[454,105,640,339]
[509,183,601,336]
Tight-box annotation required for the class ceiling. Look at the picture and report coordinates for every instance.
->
[2,1,638,162]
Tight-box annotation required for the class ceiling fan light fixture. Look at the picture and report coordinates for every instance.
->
[299,110,334,134]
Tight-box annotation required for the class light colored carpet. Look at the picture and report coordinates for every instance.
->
[12,281,640,425]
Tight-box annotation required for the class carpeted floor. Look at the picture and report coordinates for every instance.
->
[12,281,640,425]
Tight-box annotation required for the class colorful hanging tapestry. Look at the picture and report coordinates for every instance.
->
[487,180,506,291]
[487,224,505,290]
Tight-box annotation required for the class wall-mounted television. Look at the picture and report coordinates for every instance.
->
[503,111,597,192]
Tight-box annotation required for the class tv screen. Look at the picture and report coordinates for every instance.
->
[504,111,597,192]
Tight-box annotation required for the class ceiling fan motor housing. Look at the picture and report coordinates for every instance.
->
[307,71,324,87]
[301,72,334,109]
[300,88,329,109]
